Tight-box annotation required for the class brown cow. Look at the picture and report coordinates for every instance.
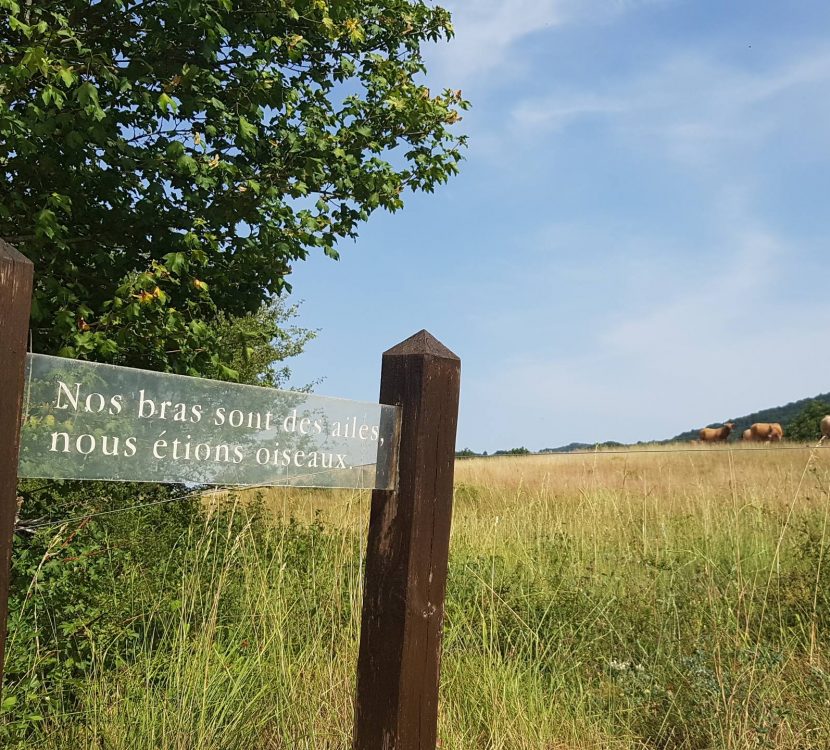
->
[749,422,784,442]
[742,428,753,442]
[699,422,735,442]
[821,415,830,440]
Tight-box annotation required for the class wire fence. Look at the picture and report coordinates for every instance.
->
[16,482,298,532]
[15,439,828,531]
[458,440,829,460]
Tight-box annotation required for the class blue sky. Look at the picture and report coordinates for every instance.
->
[289,0,830,453]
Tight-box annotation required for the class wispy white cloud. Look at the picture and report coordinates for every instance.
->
[429,0,562,82]
[512,94,627,130]
[427,7,830,451]
[462,198,830,450]
[430,0,663,83]
[510,47,830,167]
[475,304,830,449]
[598,226,782,361]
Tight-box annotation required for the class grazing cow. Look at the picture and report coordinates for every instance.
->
[742,429,753,442]
[699,422,735,442]
[749,422,784,442]
[821,415,830,440]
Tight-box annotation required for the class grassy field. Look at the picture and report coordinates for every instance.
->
[4,443,830,748]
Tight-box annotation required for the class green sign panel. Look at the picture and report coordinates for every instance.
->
[19,354,399,489]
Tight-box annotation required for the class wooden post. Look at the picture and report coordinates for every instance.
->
[0,240,33,698]
[353,330,461,750]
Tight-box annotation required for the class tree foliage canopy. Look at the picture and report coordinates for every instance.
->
[787,400,830,442]
[0,0,467,376]
[214,298,318,388]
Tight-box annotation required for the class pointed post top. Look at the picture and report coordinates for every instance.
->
[0,238,33,267]
[383,330,459,361]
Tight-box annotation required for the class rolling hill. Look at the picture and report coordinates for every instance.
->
[460,393,830,457]
[669,392,830,442]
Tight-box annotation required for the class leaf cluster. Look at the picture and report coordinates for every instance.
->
[786,400,830,442]
[213,297,318,387]
[1,0,467,373]
[3,481,200,737]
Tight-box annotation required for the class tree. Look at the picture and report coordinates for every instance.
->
[494,447,531,456]
[787,400,830,442]
[0,0,468,377]
[214,298,318,388]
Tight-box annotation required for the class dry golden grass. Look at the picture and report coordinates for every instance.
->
[15,443,830,749]
[223,442,830,576]
[224,442,830,521]
[233,443,830,749]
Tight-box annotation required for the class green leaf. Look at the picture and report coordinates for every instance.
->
[8,15,31,37]
[1,695,17,712]
[163,252,187,274]
[157,92,178,113]
[76,81,98,107]
[238,115,257,141]
[57,66,76,88]
[21,45,48,73]
[176,154,197,174]
[219,364,240,380]
[47,192,72,214]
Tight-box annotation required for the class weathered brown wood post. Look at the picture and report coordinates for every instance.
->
[0,240,33,699]
[353,330,461,750]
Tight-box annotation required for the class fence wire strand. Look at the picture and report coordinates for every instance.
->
[460,441,829,460]
[16,441,828,530]
[17,483,299,531]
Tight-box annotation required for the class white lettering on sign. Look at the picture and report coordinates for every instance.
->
[19,354,399,490]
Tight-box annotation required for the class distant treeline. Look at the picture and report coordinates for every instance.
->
[457,391,830,458]
[456,442,626,458]
[456,447,529,458]
[669,392,830,442]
